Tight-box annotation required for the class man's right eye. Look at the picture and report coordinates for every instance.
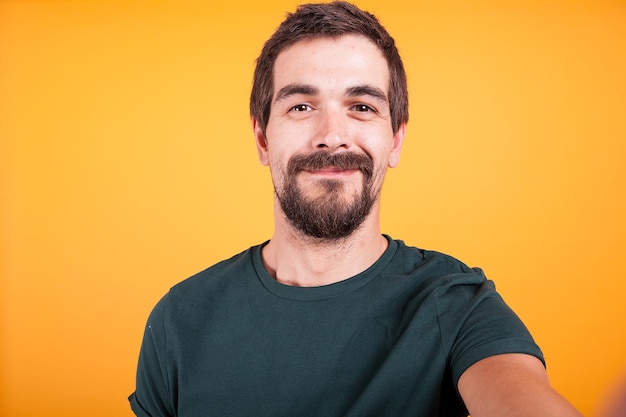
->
[289,104,312,112]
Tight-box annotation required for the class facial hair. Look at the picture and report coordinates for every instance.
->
[275,151,377,240]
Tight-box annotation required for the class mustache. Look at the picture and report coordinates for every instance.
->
[287,151,374,179]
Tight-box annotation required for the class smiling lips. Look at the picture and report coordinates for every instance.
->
[305,166,359,176]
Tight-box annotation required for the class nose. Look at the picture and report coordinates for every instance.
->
[312,108,352,150]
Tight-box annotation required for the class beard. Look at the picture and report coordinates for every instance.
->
[274,151,378,240]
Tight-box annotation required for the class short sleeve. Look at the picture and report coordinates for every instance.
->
[129,294,175,417]
[436,278,545,387]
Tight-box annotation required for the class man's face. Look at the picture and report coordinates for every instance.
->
[254,34,405,240]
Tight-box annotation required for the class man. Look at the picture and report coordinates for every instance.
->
[129,2,582,416]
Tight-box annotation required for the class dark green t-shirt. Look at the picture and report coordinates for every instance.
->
[129,237,543,417]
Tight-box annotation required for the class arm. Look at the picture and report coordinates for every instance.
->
[458,353,583,417]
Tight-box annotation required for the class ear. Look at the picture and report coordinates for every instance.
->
[252,118,269,166]
[388,122,406,168]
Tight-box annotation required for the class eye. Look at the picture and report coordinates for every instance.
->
[289,104,312,112]
[352,104,375,113]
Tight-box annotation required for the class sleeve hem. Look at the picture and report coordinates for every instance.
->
[129,392,155,417]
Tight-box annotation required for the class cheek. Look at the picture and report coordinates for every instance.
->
[267,153,290,183]
[369,148,394,184]
[362,142,394,170]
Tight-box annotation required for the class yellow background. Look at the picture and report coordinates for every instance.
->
[1,0,625,415]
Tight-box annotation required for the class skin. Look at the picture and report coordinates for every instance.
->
[458,353,583,417]
[251,34,582,416]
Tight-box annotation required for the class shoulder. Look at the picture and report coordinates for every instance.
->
[153,244,262,315]
[378,238,496,318]
[389,238,485,284]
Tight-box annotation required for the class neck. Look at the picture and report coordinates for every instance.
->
[261,201,388,287]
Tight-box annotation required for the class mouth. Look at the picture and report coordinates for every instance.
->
[304,166,360,176]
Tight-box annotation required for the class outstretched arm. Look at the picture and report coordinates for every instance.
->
[458,353,583,417]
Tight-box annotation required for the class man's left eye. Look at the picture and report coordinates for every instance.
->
[353,104,373,112]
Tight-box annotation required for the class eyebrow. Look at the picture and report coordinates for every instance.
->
[273,83,389,105]
[274,84,319,104]
[345,85,388,104]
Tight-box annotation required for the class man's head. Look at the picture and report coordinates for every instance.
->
[251,3,407,241]
[250,1,408,136]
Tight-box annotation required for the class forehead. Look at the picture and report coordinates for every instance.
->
[272,34,390,94]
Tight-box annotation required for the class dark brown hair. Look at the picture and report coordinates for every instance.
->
[250,1,408,135]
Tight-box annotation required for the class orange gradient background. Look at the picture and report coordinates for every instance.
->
[1,0,625,416]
